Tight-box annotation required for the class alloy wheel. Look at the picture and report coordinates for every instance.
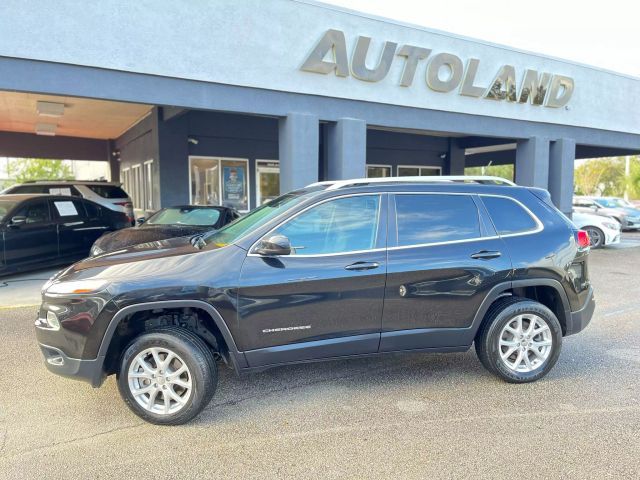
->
[585,227,603,248]
[498,314,553,373]
[127,347,193,415]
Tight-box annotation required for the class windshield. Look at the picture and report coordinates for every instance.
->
[0,200,17,221]
[203,191,313,247]
[594,198,624,208]
[146,207,221,226]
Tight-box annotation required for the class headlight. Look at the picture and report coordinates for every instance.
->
[90,245,104,256]
[603,222,619,230]
[45,279,109,295]
[35,310,61,330]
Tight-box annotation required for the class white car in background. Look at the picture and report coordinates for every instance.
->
[571,211,621,249]
[2,181,134,225]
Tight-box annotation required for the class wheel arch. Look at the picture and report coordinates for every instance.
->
[472,279,571,339]
[98,300,247,379]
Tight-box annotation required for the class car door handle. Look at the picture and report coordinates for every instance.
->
[470,250,502,260]
[344,261,380,271]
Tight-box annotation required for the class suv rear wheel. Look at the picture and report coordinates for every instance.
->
[475,297,562,383]
[117,327,217,425]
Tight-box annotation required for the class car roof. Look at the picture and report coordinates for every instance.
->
[0,193,88,202]
[0,193,50,201]
[10,181,121,186]
[314,181,527,197]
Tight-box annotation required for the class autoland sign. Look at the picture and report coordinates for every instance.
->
[301,29,574,109]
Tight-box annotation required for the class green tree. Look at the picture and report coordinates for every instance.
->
[625,156,640,199]
[574,158,625,197]
[6,158,73,184]
[465,164,514,181]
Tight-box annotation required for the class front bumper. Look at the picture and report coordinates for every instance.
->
[39,344,106,387]
[565,286,596,336]
[604,229,621,245]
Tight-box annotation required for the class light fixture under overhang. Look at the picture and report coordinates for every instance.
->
[37,101,65,117]
[35,123,57,136]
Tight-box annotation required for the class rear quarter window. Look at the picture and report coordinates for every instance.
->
[83,201,103,218]
[395,194,480,246]
[482,196,539,235]
[85,185,129,199]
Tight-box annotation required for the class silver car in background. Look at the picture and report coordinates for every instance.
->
[573,196,640,230]
[571,211,621,248]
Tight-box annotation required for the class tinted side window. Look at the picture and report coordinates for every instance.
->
[83,201,102,219]
[10,185,49,194]
[573,199,593,208]
[51,200,87,220]
[482,196,538,235]
[13,200,51,224]
[47,185,81,196]
[272,195,380,255]
[395,194,480,246]
[85,185,129,199]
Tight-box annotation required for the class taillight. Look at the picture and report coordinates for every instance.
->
[114,201,133,208]
[576,230,590,249]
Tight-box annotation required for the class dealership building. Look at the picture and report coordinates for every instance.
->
[1,0,639,216]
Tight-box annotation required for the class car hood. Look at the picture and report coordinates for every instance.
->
[620,207,640,217]
[93,224,213,254]
[51,234,241,282]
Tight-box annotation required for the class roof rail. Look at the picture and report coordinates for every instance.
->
[307,175,516,190]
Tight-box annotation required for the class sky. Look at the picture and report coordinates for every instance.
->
[320,0,640,78]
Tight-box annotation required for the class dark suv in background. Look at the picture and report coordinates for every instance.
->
[35,177,595,425]
[0,194,130,275]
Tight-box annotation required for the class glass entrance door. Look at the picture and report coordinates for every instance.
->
[256,160,280,206]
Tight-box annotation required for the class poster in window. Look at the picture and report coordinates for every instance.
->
[222,165,247,210]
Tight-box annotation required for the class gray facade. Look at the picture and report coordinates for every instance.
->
[1,0,639,215]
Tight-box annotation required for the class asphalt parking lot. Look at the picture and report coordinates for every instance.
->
[0,238,639,479]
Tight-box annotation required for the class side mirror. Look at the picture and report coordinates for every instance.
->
[254,234,291,256]
[590,205,599,211]
[136,217,146,225]
[9,215,27,226]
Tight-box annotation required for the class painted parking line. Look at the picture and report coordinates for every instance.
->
[0,304,39,310]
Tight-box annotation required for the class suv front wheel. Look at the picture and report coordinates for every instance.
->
[117,327,218,425]
[475,297,563,383]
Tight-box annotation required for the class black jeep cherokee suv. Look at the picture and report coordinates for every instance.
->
[35,178,595,425]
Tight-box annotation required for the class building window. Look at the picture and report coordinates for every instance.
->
[144,160,154,210]
[121,161,153,212]
[121,168,131,200]
[131,164,142,209]
[189,157,249,212]
[367,165,392,178]
[397,166,442,177]
[256,160,279,206]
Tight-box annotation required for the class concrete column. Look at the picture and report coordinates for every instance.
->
[515,137,550,189]
[108,140,120,182]
[549,138,576,214]
[156,107,189,208]
[278,113,319,193]
[447,139,466,175]
[326,118,367,180]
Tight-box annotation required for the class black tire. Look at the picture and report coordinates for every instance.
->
[117,327,217,425]
[584,226,604,248]
[475,296,562,383]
